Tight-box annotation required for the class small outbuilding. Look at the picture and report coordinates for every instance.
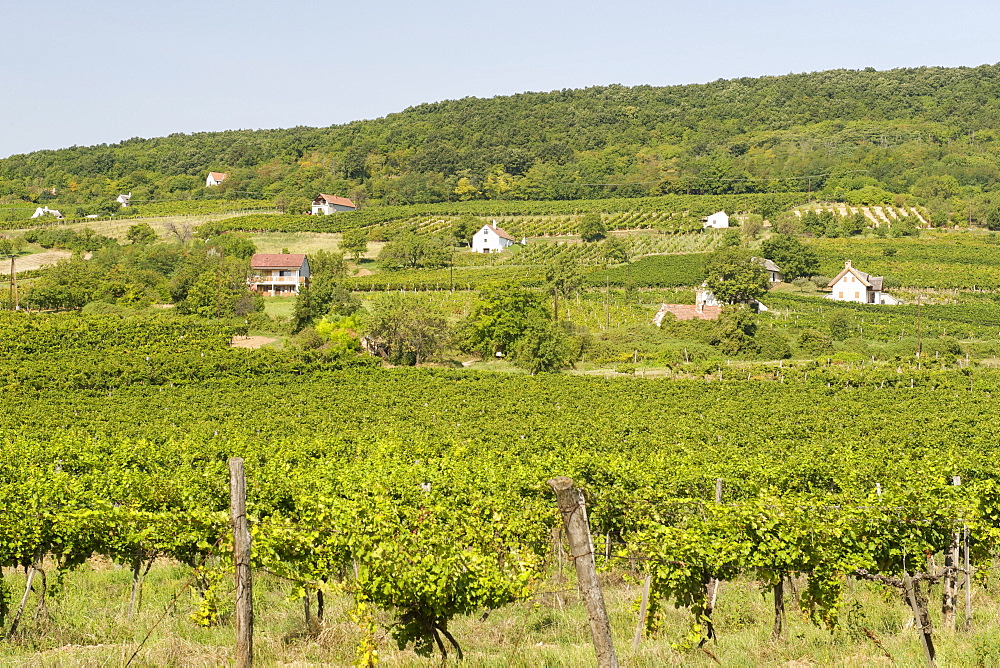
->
[311,194,357,215]
[30,206,63,220]
[471,222,516,253]
[206,172,228,187]
[701,211,730,229]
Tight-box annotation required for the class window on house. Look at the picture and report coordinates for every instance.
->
[838,292,843,298]
[855,292,859,299]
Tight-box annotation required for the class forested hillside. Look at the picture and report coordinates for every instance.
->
[4,65,1000,217]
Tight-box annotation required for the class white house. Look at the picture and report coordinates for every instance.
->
[471,222,516,253]
[30,206,63,220]
[826,260,898,304]
[249,253,310,296]
[760,258,783,283]
[206,172,228,187]
[702,211,729,229]
[311,194,357,215]
[116,192,132,208]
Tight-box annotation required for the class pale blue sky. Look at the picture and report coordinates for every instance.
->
[2,0,998,158]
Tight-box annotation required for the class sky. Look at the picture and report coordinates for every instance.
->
[2,0,999,158]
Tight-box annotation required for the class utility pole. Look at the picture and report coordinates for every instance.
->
[8,255,17,310]
[916,297,922,359]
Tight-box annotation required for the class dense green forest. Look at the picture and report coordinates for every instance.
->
[5,65,1000,220]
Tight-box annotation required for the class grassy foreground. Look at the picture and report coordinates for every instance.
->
[3,560,1000,666]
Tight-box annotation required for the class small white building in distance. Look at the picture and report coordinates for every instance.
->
[827,260,899,304]
[206,172,228,187]
[116,192,132,208]
[30,206,63,219]
[761,258,783,283]
[702,211,729,229]
[472,222,516,253]
[311,194,357,215]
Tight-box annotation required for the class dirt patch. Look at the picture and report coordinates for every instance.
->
[231,336,279,349]
[354,267,373,276]
[2,250,72,273]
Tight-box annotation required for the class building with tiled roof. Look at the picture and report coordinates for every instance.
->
[312,194,357,214]
[249,253,310,296]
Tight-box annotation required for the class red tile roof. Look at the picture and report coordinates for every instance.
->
[208,172,227,181]
[315,194,356,208]
[657,304,722,322]
[489,224,515,241]
[251,253,307,269]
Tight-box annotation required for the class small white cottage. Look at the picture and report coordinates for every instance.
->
[30,206,63,219]
[206,172,228,187]
[761,258,783,283]
[827,260,897,304]
[311,194,357,215]
[471,222,516,253]
[116,192,132,208]
[702,211,729,229]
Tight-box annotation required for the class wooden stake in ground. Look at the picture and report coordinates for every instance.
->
[547,476,619,668]
[229,457,253,667]
[902,571,936,667]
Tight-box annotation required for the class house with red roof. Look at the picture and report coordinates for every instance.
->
[206,172,228,187]
[249,253,310,296]
[472,221,516,253]
[311,194,357,215]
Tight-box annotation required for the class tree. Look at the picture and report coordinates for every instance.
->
[544,254,584,320]
[126,223,157,245]
[207,233,256,259]
[340,227,369,262]
[708,306,759,356]
[378,232,449,270]
[511,320,577,374]
[759,235,819,280]
[703,247,769,305]
[601,236,631,265]
[455,284,549,357]
[578,213,606,242]
[451,215,479,246]
[363,293,449,365]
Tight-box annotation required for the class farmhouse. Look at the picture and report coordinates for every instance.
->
[701,211,729,229]
[30,206,63,220]
[826,260,899,304]
[206,172,227,187]
[311,194,356,215]
[116,192,132,208]
[472,222,516,253]
[249,253,310,296]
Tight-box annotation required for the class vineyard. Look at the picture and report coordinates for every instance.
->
[1,311,1000,665]
[199,192,808,237]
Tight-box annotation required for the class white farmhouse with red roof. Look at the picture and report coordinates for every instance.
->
[472,222,516,253]
[250,253,310,296]
[206,172,227,187]
[826,260,899,304]
[311,194,357,215]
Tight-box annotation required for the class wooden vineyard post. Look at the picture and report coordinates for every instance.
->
[903,571,936,667]
[631,574,651,653]
[547,477,619,668]
[703,479,723,644]
[229,457,253,667]
[943,476,960,631]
